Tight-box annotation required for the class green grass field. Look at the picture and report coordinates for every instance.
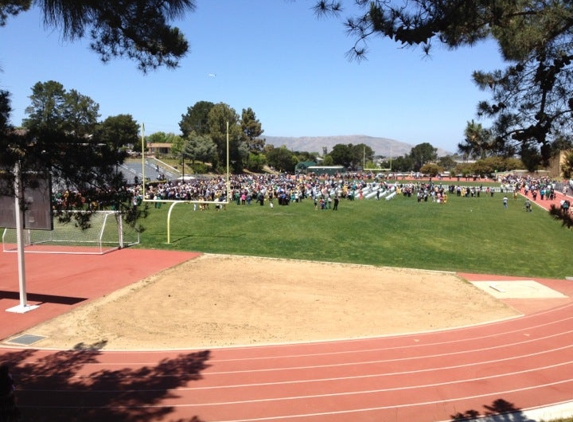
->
[139,188,573,279]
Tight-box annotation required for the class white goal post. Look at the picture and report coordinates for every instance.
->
[2,210,140,255]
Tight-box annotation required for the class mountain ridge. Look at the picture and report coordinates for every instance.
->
[264,135,451,157]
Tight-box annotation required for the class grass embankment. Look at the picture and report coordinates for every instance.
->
[139,186,573,279]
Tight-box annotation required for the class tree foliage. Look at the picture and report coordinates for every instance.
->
[409,142,437,171]
[352,143,374,168]
[458,120,493,160]
[388,155,414,172]
[98,114,140,149]
[322,154,334,166]
[146,131,180,144]
[329,143,353,168]
[179,101,214,138]
[0,0,29,26]
[438,155,457,172]
[180,102,263,172]
[1,81,147,229]
[246,152,266,173]
[22,80,100,137]
[182,132,216,166]
[266,146,297,172]
[0,90,11,130]
[419,163,442,177]
[1,0,197,72]
[313,0,573,168]
[328,142,374,169]
[455,156,524,176]
[241,107,265,153]
[0,0,198,228]
[207,103,248,173]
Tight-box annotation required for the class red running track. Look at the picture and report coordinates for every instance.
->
[3,294,573,422]
[1,250,573,420]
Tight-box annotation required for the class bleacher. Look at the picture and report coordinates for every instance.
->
[120,158,179,184]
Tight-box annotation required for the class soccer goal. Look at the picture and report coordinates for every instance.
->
[2,210,140,255]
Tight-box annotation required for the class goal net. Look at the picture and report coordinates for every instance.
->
[2,210,140,255]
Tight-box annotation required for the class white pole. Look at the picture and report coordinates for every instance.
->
[226,121,230,199]
[14,161,26,307]
[117,213,124,249]
[141,123,146,192]
[7,161,39,313]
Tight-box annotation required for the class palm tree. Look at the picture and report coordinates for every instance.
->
[458,120,492,160]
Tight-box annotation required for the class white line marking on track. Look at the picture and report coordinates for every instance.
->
[15,330,573,381]
[18,379,573,422]
[20,358,573,395]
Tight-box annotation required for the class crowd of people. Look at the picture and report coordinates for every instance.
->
[140,173,379,209]
[133,171,572,211]
[499,173,566,200]
[52,170,571,214]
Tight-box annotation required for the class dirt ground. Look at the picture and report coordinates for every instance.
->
[25,254,520,350]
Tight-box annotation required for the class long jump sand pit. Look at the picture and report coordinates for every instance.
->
[19,254,521,350]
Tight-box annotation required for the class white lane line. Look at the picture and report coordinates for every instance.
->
[17,378,573,422]
[20,356,573,395]
[19,317,572,370]
[9,312,573,366]
[15,330,573,381]
[200,313,573,363]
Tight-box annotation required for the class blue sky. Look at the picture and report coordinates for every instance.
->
[0,0,506,152]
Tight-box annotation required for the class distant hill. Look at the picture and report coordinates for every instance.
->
[264,135,451,157]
